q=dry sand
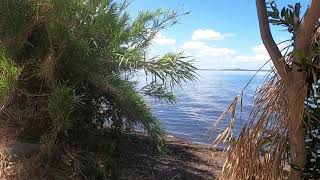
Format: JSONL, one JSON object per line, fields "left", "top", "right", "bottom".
{"left": 120, "top": 134, "right": 226, "bottom": 180}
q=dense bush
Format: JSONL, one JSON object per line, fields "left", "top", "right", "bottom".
{"left": 0, "top": 0, "right": 196, "bottom": 178}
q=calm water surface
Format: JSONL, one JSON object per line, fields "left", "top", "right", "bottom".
{"left": 139, "top": 70, "right": 266, "bottom": 144}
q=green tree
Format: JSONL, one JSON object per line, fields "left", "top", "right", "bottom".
{"left": 0, "top": 0, "right": 196, "bottom": 179}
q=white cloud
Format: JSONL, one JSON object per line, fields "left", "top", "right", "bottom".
{"left": 151, "top": 30, "right": 287, "bottom": 69}
{"left": 235, "top": 44, "right": 269, "bottom": 62}
{"left": 179, "top": 41, "right": 281, "bottom": 69}
{"left": 180, "top": 41, "right": 237, "bottom": 69}
{"left": 152, "top": 33, "right": 176, "bottom": 46}
{"left": 181, "top": 41, "right": 236, "bottom": 58}
{"left": 235, "top": 43, "right": 288, "bottom": 63}
{"left": 181, "top": 41, "right": 208, "bottom": 49}
{"left": 191, "top": 29, "right": 235, "bottom": 41}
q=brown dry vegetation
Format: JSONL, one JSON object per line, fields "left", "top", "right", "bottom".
{"left": 0, "top": 129, "right": 225, "bottom": 180}
{"left": 212, "top": 1, "right": 320, "bottom": 179}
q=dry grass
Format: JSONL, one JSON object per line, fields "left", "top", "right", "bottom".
{"left": 207, "top": 56, "right": 313, "bottom": 179}
{"left": 211, "top": 30, "right": 320, "bottom": 179}
{"left": 219, "top": 73, "right": 288, "bottom": 179}
{"left": 211, "top": 71, "right": 291, "bottom": 179}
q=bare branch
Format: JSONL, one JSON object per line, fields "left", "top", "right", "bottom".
{"left": 256, "top": 0, "right": 286, "bottom": 78}
{"left": 295, "top": 0, "right": 320, "bottom": 51}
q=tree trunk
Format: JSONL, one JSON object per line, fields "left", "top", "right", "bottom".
{"left": 289, "top": 122, "right": 305, "bottom": 179}
{"left": 256, "top": 0, "right": 320, "bottom": 178}
{"left": 287, "top": 71, "right": 307, "bottom": 180}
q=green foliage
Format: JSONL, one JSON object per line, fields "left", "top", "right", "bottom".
{"left": 0, "top": 0, "right": 196, "bottom": 178}
{"left": 293, "top": 44, "right": 320, "bottom": 72}
{"left": 48, "top": 85, "right": 80, "bottom": 132}
{"left": 0, "top": 47, "right": 21, "bottom": 106}
{"left": 118, "top": 51, "right": 197, "bottom": 102}
{"left": 304, "top": 91, "right": 320, "bottom": 179}
{"left": 267, "top": 1, "right": 301, "bottom": 33}
{"left": 41, "top": 85, "right": 81, "bottom": 156}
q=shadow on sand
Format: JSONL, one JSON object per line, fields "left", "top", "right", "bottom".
{"left": 119, "top": 133, "right": 225, "bottom": 180}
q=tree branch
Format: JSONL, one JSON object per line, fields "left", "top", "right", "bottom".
{"left": 256, "top": 0, "right": 286, "bottom": 78}
{"left": 295, "top": 0, "right": 320, "bottom": 51}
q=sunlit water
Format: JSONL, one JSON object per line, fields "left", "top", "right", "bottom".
{"left": 136, "top": 70, "right": 267, "bottom": 145}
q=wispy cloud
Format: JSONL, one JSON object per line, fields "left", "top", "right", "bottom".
{"left": 191, "top": 29, "right": 235, "bottom": 41}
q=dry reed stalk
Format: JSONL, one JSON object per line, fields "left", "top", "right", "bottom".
{"left": 208, "top": 28, "right": 320, "bottom": 178}
{"left": 208, "top": 64, "right": 310, "bottom": 179}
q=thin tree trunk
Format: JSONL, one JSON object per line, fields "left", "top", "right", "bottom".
{"left": 287, "top": 75, "right": 306, "bottom": 179}
{"left": 256, "top": 0, "right": 320, "bottom": 178}
{"left": 288, "top": 122, "right": 305, "bottom": 179}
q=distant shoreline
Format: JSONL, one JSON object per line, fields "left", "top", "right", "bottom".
{"left": 197, "top": 68, "right": 269, "bottom": 72}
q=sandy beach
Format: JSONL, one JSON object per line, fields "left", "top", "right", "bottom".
{"left": 119, "top": 133, "right": 226, "bottom": 180}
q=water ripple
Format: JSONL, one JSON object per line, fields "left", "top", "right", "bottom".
{"left": 138, "top": 70, "right": 265, "bottom": 144}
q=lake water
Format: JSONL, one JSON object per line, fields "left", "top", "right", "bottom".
{"left": 138, "top": 70, "right": 266, "bottom": 145}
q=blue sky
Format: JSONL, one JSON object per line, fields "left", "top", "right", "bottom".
{"left": 128, "top": 0, "right": 310, "bottom": 69}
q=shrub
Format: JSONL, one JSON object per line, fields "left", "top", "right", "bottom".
{"left": 0, "top": 0, "right": 196, "bottom": 178}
